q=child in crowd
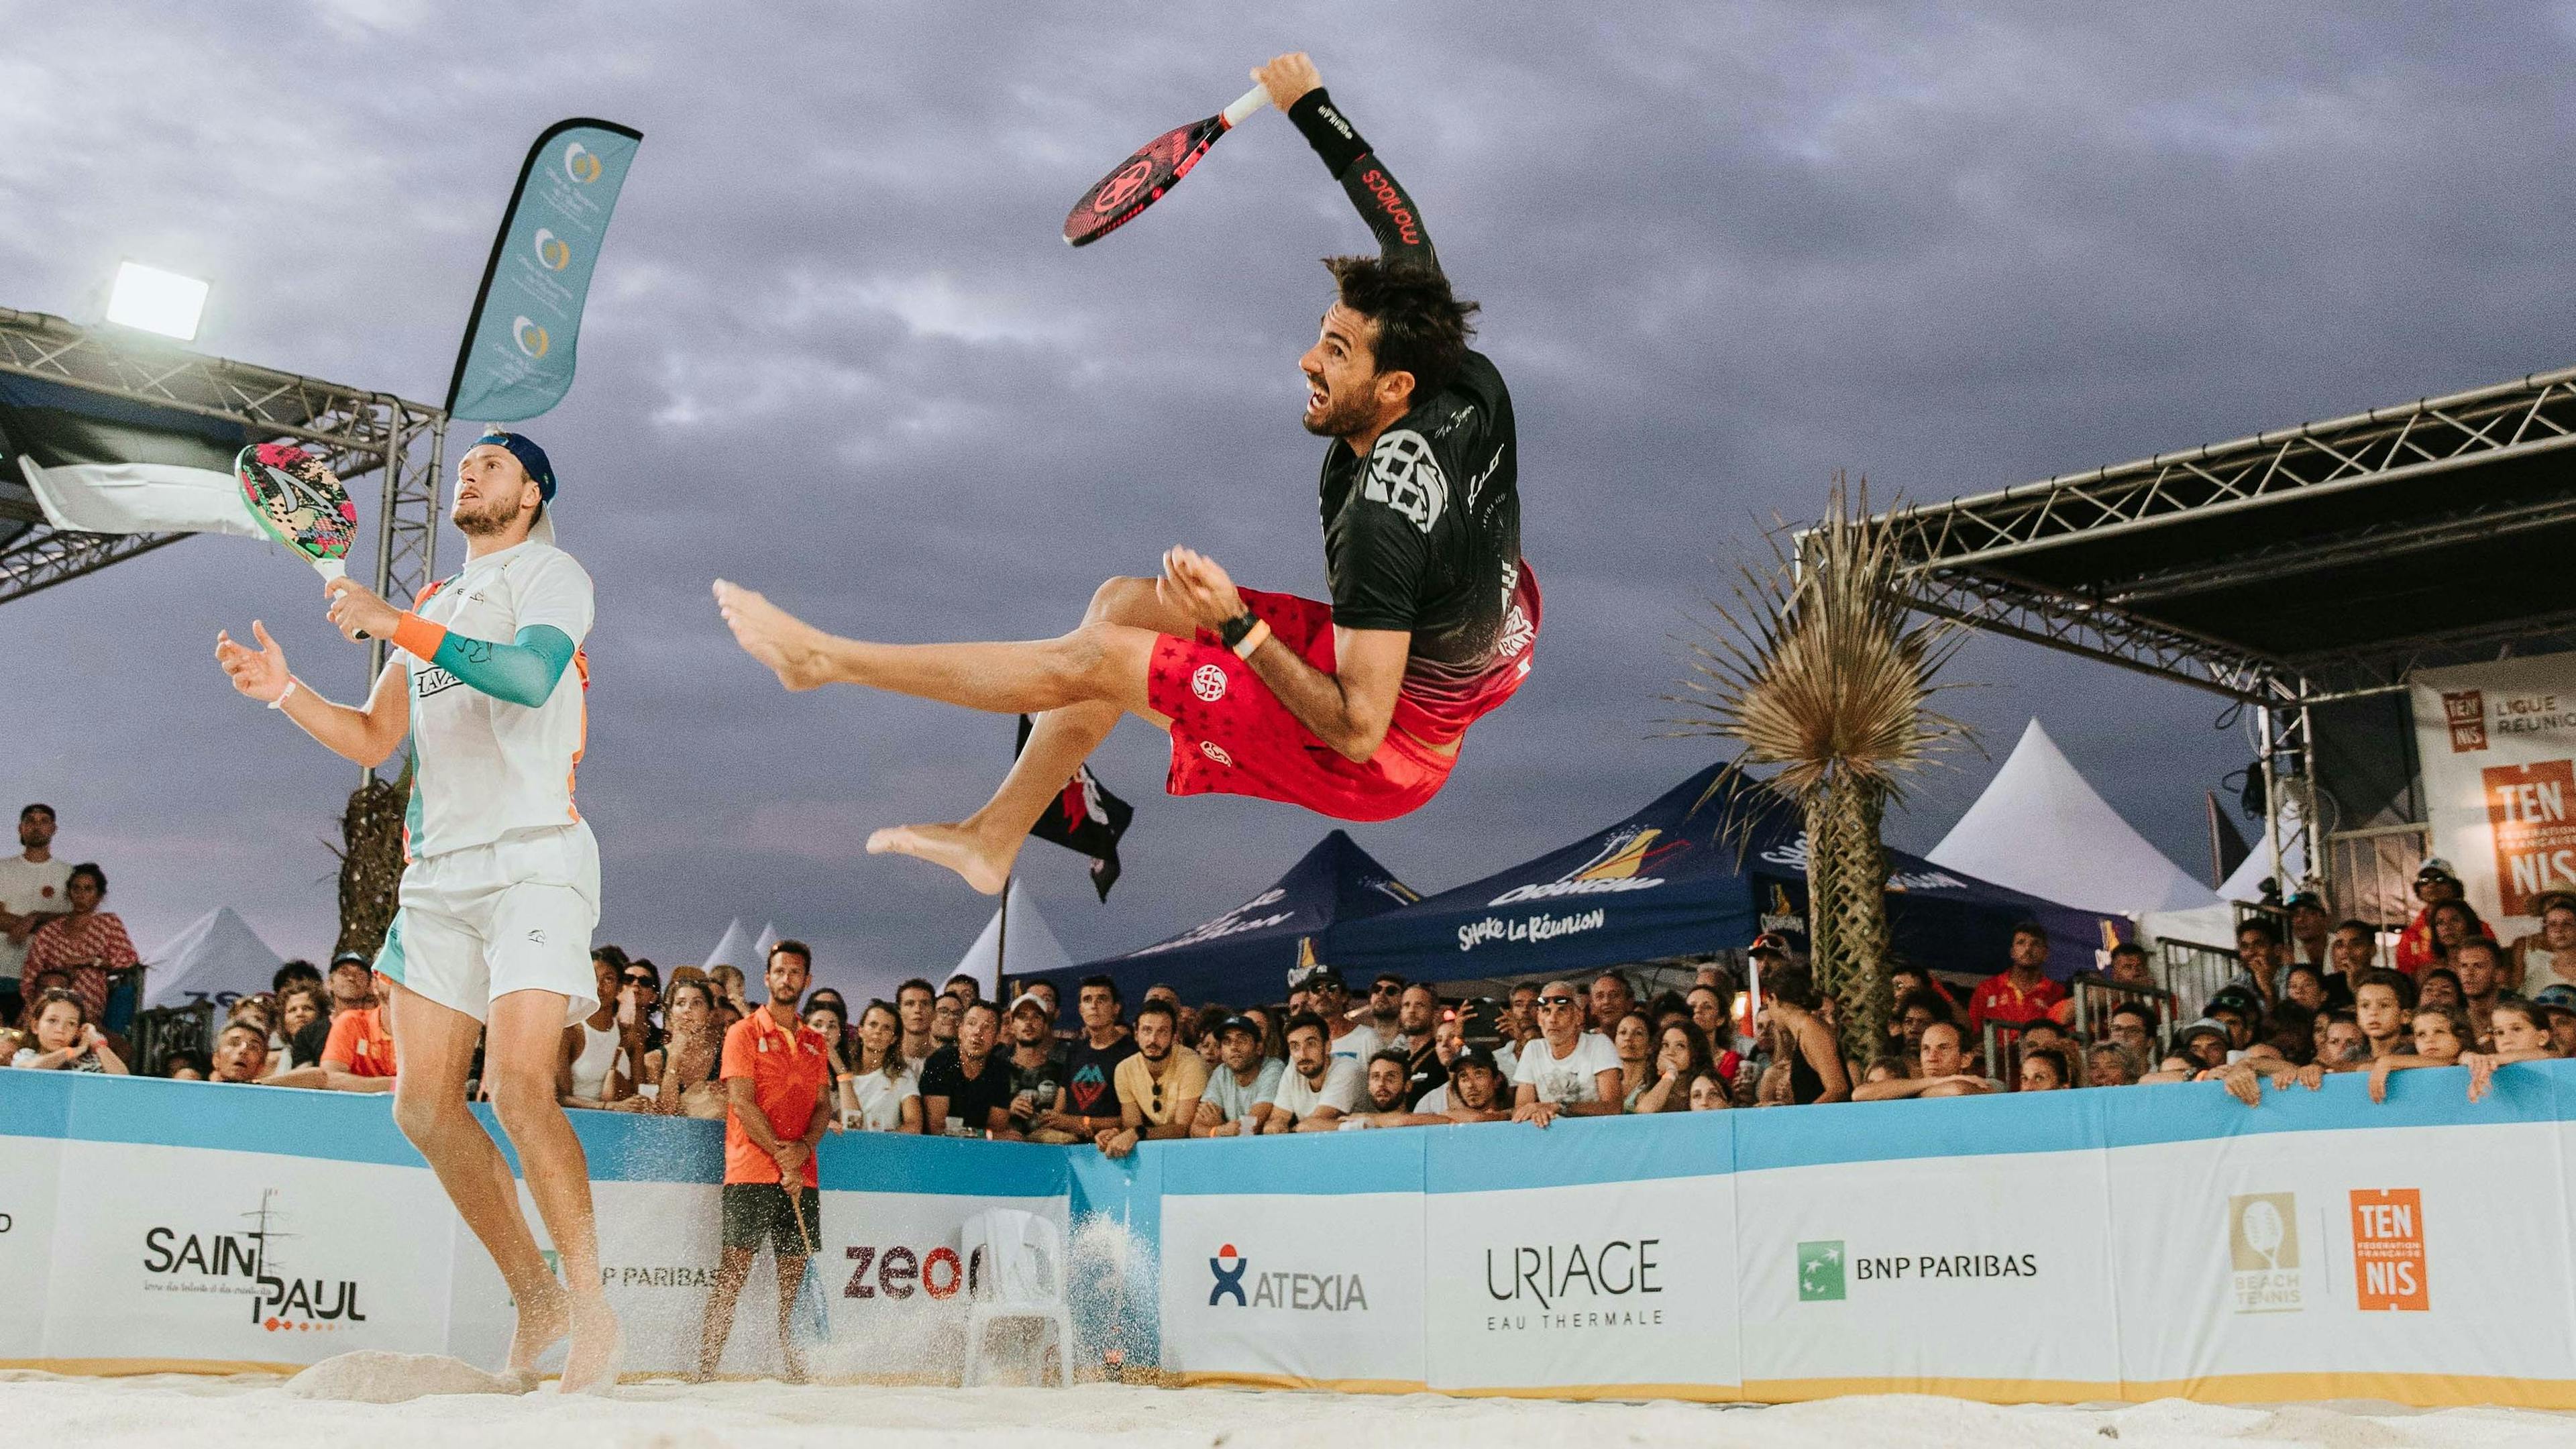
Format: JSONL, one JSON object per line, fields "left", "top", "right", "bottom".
{"left": 9, "top": 988, "right": 127, "bottom": 1073}
{"left": 2367, "top": 1003, "right": 2473, "bottom": 1103}
{"left": 2463, "top": 998, "right": 2555, "bottom": 1103}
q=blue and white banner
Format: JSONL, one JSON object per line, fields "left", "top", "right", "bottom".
{"left": 445, "top": 118, "right": 643, "bottom": 423}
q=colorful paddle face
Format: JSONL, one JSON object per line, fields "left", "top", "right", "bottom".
{"left": 1063, "top": 85, "right": 1269, "bottom": 247}
{"left": 234, "top": 441, "right": 358, "bottom": 578}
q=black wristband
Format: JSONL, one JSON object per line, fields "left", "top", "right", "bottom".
{"left": 1287, "top": 87, "right": 1370, "bottom": 178}
{"left": 1218, "top": 610, "right": 1261, "bottom": 649}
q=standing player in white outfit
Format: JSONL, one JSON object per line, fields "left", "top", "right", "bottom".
{"left": 213, "top": 429, "right": 621, "bottom": 1393}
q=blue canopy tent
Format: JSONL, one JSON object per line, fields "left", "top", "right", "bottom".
{"left": 1014, "top": 830, "right": 1421, "bottom": 1015}
{"left": 1327, "top": 763, "right": 2120, "bottom": 988}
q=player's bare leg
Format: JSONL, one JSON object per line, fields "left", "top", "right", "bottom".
{"left": 382, "top": 981, "right": 572, "bottom": 1386}
{"left": 865, "top": 577, "right": 1187, "bottom": 893}
{"left": 484, "top": 987, "right": 623, "bottom": 1393}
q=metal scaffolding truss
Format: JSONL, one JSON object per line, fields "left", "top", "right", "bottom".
{"left": 0, "top": 308, "right": 445, "bottom": 684}
{"left": 1862, "top": 362, "right": 2576, "bottom": 900}
{"left": 1886, "top": 364, "right": 2576, "bottom": 568}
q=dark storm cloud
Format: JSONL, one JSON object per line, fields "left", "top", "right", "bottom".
{"left": 5, "top": 2, "right": 2571, "bottom": 996}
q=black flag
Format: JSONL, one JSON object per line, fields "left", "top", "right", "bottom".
{"left": 1015, "top": 716, "right": 1134, "bottom": 900}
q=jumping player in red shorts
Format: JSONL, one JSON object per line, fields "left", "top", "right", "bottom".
{"left": 715, "top": 51, "right": 1538, "bottom": 894}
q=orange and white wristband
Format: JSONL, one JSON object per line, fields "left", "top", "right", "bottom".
{"left": 1230, "top": 618, "right": 1272, "bottom": 660}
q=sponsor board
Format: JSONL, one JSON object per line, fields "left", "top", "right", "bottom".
{"left": 40, "top": 1140, "right": 448, "bottom": 1364}
{"left": 1426, "top": 1177, "right": 1739, "bottom": 1392}
{"left": 1161, "top": 1191, "right": 1424, "bottom": 1385}
{"left": 2414, "top": 653, "right": 2576, "bottom": 932}
{"left": 0, "top": 1136, "right": 61, "bottom": 1361}
{"left": 1737, "top": 1148, "right": 2115, "bottom": 1390}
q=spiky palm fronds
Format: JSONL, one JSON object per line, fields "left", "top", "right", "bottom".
{"left": 1671, "top": 474, "right": 1972, "bottom": 1057}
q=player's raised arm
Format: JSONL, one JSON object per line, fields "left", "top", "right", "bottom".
{"left": 215, "top": 620, "right": 410, "bottom": 768}
{"left": 1255, "top": 52, "right": 1439, "bottom": 271}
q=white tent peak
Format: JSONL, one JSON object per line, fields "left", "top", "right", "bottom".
{"left": 702, "top": 917, "right": 753, "bottom": 971}
{"left": 2219, "top": 799, "right": 2309, "bottom": 906}
{"left": 753, "top": 922, "right": 780, "bottom": 959}
{"left": 143, "top": 906, "right": 284, "bottom": 1010}
{"left": 1929, "top": 718, "right": 2220, "bottom": 918}
{"left": 953, "top": 881, "right": 1073, "bottom": 994}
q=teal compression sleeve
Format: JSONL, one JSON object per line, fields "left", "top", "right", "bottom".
{"left": 429, "top": 624, "right": 576, "bottom": 708}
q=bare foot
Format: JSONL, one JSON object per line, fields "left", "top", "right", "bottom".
{"left": 504, "top": 1279, "right": 569, "bottom": 1385}
{"left": 557, "top": 1296, "right": 624, "bottom": 1396}
{"left": 867, "top": 822, "right": 1017, "bottom": 896}
{"left": 713, "top": 580, "right": 836, "bottom": 691}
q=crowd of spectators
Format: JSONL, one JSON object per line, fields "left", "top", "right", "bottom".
{"left": 11, "top": 795, "right": 2575, "bottom": 1140}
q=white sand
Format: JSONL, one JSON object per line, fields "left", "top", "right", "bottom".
{"left": 3, "top": 1372, "right": 2570, "bottom": 1449}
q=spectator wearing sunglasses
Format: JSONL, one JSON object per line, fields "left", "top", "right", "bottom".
{"left": 1097, "top": 999, "right": 1208, "bottom": 1157}
{"left": 1265, "top": 1012, "right": 1366, "bottom": 1132}
{"left": 1364, "top": 973, "right": 1407, "bottom": 1040}
{"left": 1302, "top": 967, "right": 1386, "bottom": 1065}
{"left": 1510, "top": 980, "right": 1623, "bottom": 1126}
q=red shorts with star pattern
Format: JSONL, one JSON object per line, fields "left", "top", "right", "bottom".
{"left": 1148, "top": 588, "right": 1468, "bottom": 822}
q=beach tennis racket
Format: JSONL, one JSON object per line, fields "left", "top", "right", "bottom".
{"left": 235, "top": 441, "right": 366, "bottom": 635}
{"left": 1063, "top": 84, "right": 1270, "bottom": 246}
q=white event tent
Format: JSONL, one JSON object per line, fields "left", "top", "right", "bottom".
{"left": 142, "top": 906, "right": 284, "bottom": 1010}
{"left": 951, "top": 881, "right": 1072, "bottom": 996}
{"left": 1930, "top": 719, "right": 2222, "bottom": 920}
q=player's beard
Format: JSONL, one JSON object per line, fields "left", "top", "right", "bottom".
{"left": 452, "top": 490, "right": 526, "bottom": 537}
{"left": 1303, "top": 376, "right": 1379, "bottom": 439}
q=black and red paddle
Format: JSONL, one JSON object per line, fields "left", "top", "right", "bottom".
{"left": 1063, "top": 85, "right": 1270, "bottom": 247}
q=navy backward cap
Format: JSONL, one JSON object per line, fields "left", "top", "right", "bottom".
{"left": 477, "top": 429, "right": 557, "bottom": 502}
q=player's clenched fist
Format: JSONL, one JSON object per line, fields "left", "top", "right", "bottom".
{"left": 1252, "top": 52, "right": 1322, "bottom": 113}
{"left": 215, "top": 621, "right": 292, "bottom": 704}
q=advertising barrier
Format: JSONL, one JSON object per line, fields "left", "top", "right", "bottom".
{"left": 7, "top": 1063, "right": 2576, "bottom": 1405}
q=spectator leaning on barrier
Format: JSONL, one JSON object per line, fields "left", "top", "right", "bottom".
{"left": 319, "top": 986, "right": 397, "bottom": 1091}
{"left": 9, "top": 987, "right": 126, "bottom": 1073}
{"left": 703, "top": 941, "right": 832, "bottom": 1383}
{"left": 1854, "top": 1019, "right": 1992, "bottom": 1101}
{"left": 1632, "top": 1020, "right": 1719, "bottom": 1113}
{"left": 1265, "top": 1012, "right": 1364, "bottom": 1133}
{"left": 1511, "top": 979, "right": 1624, "bottom": 1126}
{"left": 1000, "top": 991, "right": 1066, "bottom": 1139}
{"left": 162, "top": 1050, "right": 208, "bottom": 1081}
{"left": 2353, "top": 966, "right": 2417, "bottom": 1062}
{"left": 2018, "top": 1040, "right": 2075, "bottom": 1091}
{"left": 1034, "top": 974, "right": 1134, "bottom": 1144}
{"left": 2463, "top": 997, "right": 2555, "bottom": 1102}
{"left": 921, "top": 998, "right": 1015, "bottom": 1138}
{"left": 1426, "top": 1045, "right": 1511, "bottom": 1122}
{"left": 837, "top": 999, "right": 920, "bottom": 1132}
{"left": 2366, "top": 1000, "right": 2474, "bottom": 1104}
{"left": 0, "top": 804, "right": 73, "bottom": 1028}
{"left": 2084, "top": 1040, "right": 2140, "bottom": 1087}
{"left": 1345, "top": 1048, "right": 1414, "bottom": 1126}
{"left": 1098, "top": 999, "right": 1208, "bottom": 1157}
{"left": 1967, "top": 921, "right": 2068, "bottom": 1038}
{"left": 23, "top": 862, "right": 139, "bottom": 1029}
{"left": 270, "top": 983, "right": 330, "bottom": 1073}
{"left": 1195, "top": 1014, "right": 1285, "bottom": 1136}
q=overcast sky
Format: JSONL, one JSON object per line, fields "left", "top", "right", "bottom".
{"left": 6, "top": 3, "right": 2573, "bottom": 1002}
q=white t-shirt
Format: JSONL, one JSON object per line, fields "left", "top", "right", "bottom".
{"left": 0, "top": 854, "right": 73, "bottom": 984}
{"left": 1513, "top": 1032, "right": 1622, "bottom": 1105}
{"left": 1271, "top": 1057, "right": 1364, "bottom": 1121}
{"left": 405, "top": 540, "right": 595, "bottom": 858}
{"left": 1328, "top": 1021, "right": 1386, "bottom": 1063}
{"left": 845, "top": 1067, "right": 920, "bottom": 1131}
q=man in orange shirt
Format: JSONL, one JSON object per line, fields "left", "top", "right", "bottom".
{"left": 698, "top": 940, "right": 833, "bottom": 1382}
{"left": 1966, "top": 921, "right": 2069, "bottom": 1038}
{"left": 319, "top": 991, "right": 397, "bottom": 1093}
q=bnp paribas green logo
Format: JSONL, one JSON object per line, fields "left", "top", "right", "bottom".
{"left": 1797, "top": 1240, "right": 1846, "bottom": 1302}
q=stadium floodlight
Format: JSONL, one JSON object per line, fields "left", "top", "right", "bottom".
{"left": 105, "top": 261, "right": 209, "bottom": 341}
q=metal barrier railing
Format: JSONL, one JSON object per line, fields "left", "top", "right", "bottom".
{"left": 2067, "top": 971, "right": 2177, "bottom": 1043}
{"left": 1979, "top": 1020, "right": 2028, "bottom": 1089}
{"left": 2159, "top": 939, "right": 2239, "bottom": 1026}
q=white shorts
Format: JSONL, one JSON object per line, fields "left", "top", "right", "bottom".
{"left": 377, "top": 821, "right": 600, "bottom": 1026}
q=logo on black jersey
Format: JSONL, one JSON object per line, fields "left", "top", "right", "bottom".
{"left": 1364, "top": 429, "right": 1447, "bottom": 534}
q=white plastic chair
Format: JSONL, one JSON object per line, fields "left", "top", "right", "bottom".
{"left": 959, "top": 1208, "right": 1073, "bottom": 1387}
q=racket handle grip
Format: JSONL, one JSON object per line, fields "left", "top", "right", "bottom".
{"left": 1222, "top": 84, "right": 1270, "bottom": 129}
{"left": 309, "top": 557, "right": 370, "bottom": 639}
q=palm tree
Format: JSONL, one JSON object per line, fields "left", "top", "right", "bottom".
{"left": 331, "top": 765, "right": 411, "bottom": 960}
{"left": 1673, "top": 474, "right": 1970, "bottom": 1059}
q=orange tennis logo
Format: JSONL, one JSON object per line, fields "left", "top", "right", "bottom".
{"left": 2349, "top": 1188, "right": 2428, "bottom": 1311}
